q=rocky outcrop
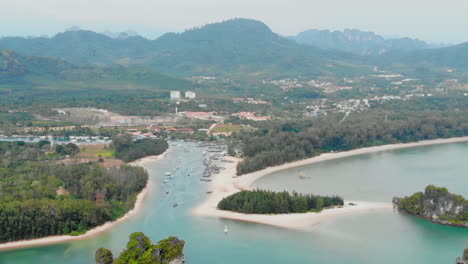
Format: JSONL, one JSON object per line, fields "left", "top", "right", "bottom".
{"left": 393, "top": 185, "right": 467, "bottom": 227}
{"left": 456, "top": 248, "right": 468, "bottom": 264}
{"left": 95, "top": 232, "right": 185, "bottom": 264}
{"left": 95, "top": 248, "right": 113, "bottom": 264}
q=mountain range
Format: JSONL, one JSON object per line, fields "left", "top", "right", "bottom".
{"left": 0, "top": 19, "right": 370, "bottom": 77}
{"left": 293, "top": 29, "right": 429, "bottom": 55}
{"left": 1, "top": 18, "right": 467, "bottom": 80}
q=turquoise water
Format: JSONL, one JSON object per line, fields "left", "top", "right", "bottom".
{"left": 0, "top": 142, "right": 467, "bottom": 264}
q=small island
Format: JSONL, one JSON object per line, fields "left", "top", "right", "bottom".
{"left": 95, "top": 232, "right": 185, "bottom": 264}
{"left": 218, "top": 189, "right": 344, "bottom": 214}
{"left": 393, "top": 185, "right": 468, "bottom": 227}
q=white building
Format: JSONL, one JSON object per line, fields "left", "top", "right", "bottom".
{"left": 170, "top": 91, "right": 181, "bottom": 100}
{"left": 185, "top": 91, "right": 196, "bottom": 99}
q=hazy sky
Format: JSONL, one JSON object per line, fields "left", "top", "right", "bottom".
{"left": 1, "top": 0, "right": 467, "bottom": 44}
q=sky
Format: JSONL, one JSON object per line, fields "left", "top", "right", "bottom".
{"left": 0, "top": 0, "right": 467, "bottom": 44}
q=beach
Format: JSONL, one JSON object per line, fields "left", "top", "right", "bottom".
{"left": 192, "top": 136, "right": 468, "bottom": 229}
{"left": 0, "top": 150, "right": 169, "bottom": 252}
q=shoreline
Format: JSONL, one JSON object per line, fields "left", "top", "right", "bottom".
{"left": 0, "top": 149, "right": 169, "bottom": 252}
{"left": 192, "top": 136, "right": 468, "bottom": 229}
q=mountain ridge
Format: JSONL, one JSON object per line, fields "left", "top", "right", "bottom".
{"left": 0, "top": 18, "right": 371, "bottom": 77}
{"left": 294, "top": 28, "right": 428, "bottom": 55}
{"left": 0, "top": 18, "right": 467, "bottom": 78}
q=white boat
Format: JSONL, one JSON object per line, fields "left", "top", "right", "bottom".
{"left": 224, "top": 225, "right": 228, "bottom": 233}
{"left": 165, "top": 172, "right": 171, "bottom": 176}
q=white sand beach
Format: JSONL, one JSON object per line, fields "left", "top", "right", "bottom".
{"left": 0, "top": 150, "right": 169, "bottom": 251}
{"left": 192, "top": 136, "right": 468, "bottom": 229}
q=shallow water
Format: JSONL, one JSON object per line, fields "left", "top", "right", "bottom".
{"left": 0, "top": 142, "right": 467, "bottom": 264}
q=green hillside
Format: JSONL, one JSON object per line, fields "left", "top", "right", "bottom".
{"left": 377, "top": 43, "right": 468, "bottom": 68}
{"left": 0, "top": 19, "right": 371, "bottom": 78}
{"left": 0, "top": 48, "right": 192, "bottom": 92}
{"left": 295, "top": 29, "right": 428, "bottom": 55}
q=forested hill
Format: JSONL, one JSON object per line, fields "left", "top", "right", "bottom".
{"left": 147, "top": 19, "right": 365, "bottom": 76}
{"left": 0, "top": 19, "right": 371, "bottom": 77}
{"left": 295, "top": 29, "right": 428, "bottom": 55}
{"left": 376, "top": 42, "right": 468, "bottom": 68}
{"left": 0, "top": 48, "right": 192, "bottom": 90}
{"left": 2, "top": 19, "right": 467, "bottom": 78}
{"left": 0, "top": 30, "right": 153, "bottom": 66}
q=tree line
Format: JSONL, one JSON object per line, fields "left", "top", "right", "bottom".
{"left": 0, "top": 156, "right": 148, "bottom": 242}
{"left": 217, "top": 190, "right": 343, "bottom": 214}
{"left": 112, "top": 134, "right": 168, "bottom": 162}
{"left": 235, "top": 111, "right": 468, "bottom": 175}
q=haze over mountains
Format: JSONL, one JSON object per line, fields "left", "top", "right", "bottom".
{"left": 293, "top": 29, "right": 429, "bottom": 55}
{"left": 1, "top": 18, "right": 467, "bottom": 81}
{"left": 0, "top": 19, "right": 366, "bottom": 78}
{"left": 0, "top": 47, "right": 191, "bottom": 91}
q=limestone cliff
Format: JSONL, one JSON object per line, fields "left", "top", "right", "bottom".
{"left": 393, "top": 185, "right": 467, "bottom": 227}
{"left": 456, "top": 248, "right": 468, "bottom": 264}
{"left": 95, "top": 232, "right": 185, "bottom": 264}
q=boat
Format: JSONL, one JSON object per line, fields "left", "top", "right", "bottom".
{"left": 173, "top": 203, "right": 178, "bottom": 208}
{"left": 224, "top": 225, "right": 228, "bottom": 233}
{"left": 165, "top": 172, "right": 171, "bottom": 176}
{"left": 170, "top": 175, "right": 175, "bottom": 179}
{"left": 163, "top": 180, "right": 168, "bottom": 184}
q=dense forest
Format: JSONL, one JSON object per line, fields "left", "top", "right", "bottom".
{"left": 234, "top": 111, "right": 468, "bottom": 175}
{"left": 218, "top": 190, "right": 343, "bottom": 214}
{"left": 95, "top": 232, "right": 185, "bottom": 264}
{"left": 0, "top": 140, "right": 76, "bottom": 166}
{"left": 0, "top": 142, "right": 149, "bottom": 242}
{"left": 112, "top": 134, "right": 169, "bottom": 162}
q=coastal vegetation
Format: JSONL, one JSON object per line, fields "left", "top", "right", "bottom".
{"left": 393, "top": 185, "right": 468, "bottom": 227}
{"left": 234, "top": 111, "right": 468, "bottom": 174}
{"left": 217, "top": 190, "right": 343, "bottom": 214}
{"left": 112, "top": 134, "right": 168, "bottom": 162}
{"left": 0, "top": 141, "right": 149, "bottom": 243}
{"left": 0, "top": 140, "right": 76, "bottom": 165}
{"left": 95, "top": 232, "right": 185, "bottom": 264}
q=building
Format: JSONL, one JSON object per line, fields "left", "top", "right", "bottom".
{"left": 232, "top": 112, "right": 271, "bottom": 121}
{"left": 170, "top": 91, "right": 181, "bottom": 100}
{"left": 185, "top": 91, "right": 196, "bottom": 99}
{"left": 166, "top": 128, "right": 194, "bottom": 134}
